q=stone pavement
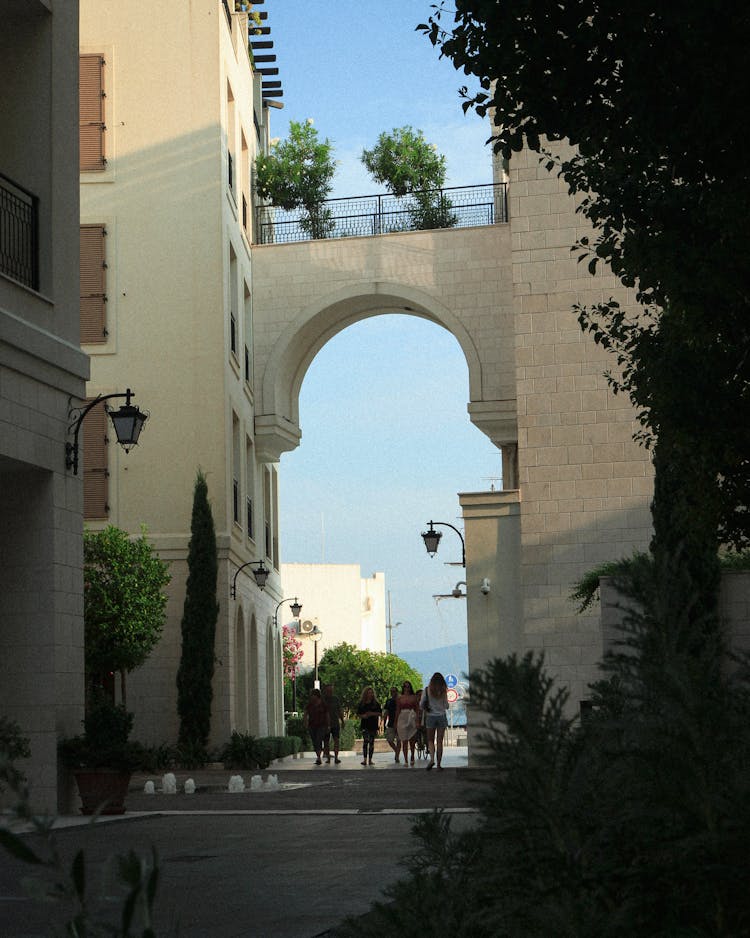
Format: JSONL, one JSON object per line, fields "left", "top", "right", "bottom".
{"left": 0, "top": 748, "right": 493, "bottom": 937}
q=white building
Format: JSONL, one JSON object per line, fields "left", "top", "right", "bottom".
{"left": 280, "top": 563, "right": 387, "bottom": 671}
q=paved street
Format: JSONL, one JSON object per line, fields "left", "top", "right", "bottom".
{"left": 1, "top": 749, "right": 491, "bottom": 937}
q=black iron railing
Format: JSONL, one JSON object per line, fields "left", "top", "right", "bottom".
{"left": 256, "top": 182, "right": 507, "bottom": 245}
{"left": 0, "top": 172, "right": 39, "bottom": 289}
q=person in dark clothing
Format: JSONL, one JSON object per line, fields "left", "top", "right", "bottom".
{"left": 356, "top": 686, "right": 382, "bottom": 766}
{"left": 322, "top": 682, "right": 344, "bottom": 764}
{"left": 303, "top": 688, "right": 329, "bottom": 766}
{"left": 383, "top": 685, "right": 400, "bottom": 762}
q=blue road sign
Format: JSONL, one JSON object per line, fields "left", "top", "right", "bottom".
{"left": 445, "top": 673, "right": 458, "bottom": 688}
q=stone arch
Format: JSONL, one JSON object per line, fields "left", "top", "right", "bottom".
{"left": 255, "top": 281, "right": 487, "bottom": 462}
{"left": 234, "top": 607, "right": 247, "bottom": 732}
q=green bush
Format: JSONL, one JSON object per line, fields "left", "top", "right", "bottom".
{"left": 219, "top": 731, "right": 258, "bottom": 768}
{"left": 174, "top": 738, "right": 209, "bottom": 769}
{"left": 340, "top": 719, "right": 357, "bottom": 751}
{"left": 136, "top": 742, "right": 178, "bottom": 772}
{"left": 286, "top": 716, "right": 311, "bottom": 750}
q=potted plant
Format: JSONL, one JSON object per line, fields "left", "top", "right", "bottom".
{"left": 58, "top": 696, "right": 143, "bottom": 815}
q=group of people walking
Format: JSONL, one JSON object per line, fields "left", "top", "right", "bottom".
{"left": 303, "top": 672, "right": 450, "bottom": 771}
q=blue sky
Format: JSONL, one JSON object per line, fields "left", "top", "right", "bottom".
{"left": 268, "top": 2, "right": 500, "bottom": 660}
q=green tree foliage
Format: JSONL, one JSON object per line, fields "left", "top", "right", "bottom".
{"left": 362, "top": 126, "right": 447, "bottom": 196}
{"left": 296, "top": 642, "right": 422, "bottom": 717}
{"left": 84, "top": 526, "right": 170, "bottom": 706}
{"left": 361, "top": 126, "right": 457, "bottom": 230}
{"left": 420, "top": 2, "right": 750, "bottom": 622}
{"left": 255, "top": 119, "right": 336, "bottom": 239}
{"left": 176, "top": 471, "right": 219, "bottom": 750}
{"left": 339, "top": 574, "right": 750, "bottom": 936}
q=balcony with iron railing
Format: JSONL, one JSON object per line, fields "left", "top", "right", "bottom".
{"left": 0, "top": 172, "right": 39, "bottom": 290}
{"left": 255, "top": 182, "right": 508, "bottom": 245}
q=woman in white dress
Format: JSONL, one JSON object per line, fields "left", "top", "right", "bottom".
{"left": 395, "top": 680, "right": 420, "bottom": 765}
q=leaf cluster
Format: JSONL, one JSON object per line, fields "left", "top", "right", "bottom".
{"left": 420, "top": 1, "right": 750, "bottom": 550}
{"left": 361, "top": 126, "right": 447, "bottom": 196}
{"left": 84, "top": 526, "right": 170, "bottom": 678}
{"left": 255, "top": 119, "right": 336, "bottom": 238}
{"left": 337, "top": 568, "right": 750, "bottom": 936}
{"left": 0, "top": 766, "right": 159, "bottom": 937}
{"left": 58, "top": 695, "right": 144, "bottom": 772}
{"left": 295, "top": 642, "right": 422, "bottom": 717}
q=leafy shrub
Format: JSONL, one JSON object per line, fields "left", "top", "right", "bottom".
{"left": 58, "top": 696, "right": 144, "bottom": 772}
{"left": 136, "top": 742, "right": 178, "bottom": 773}
{"left": 219, "top": 732, "right": 258, "bottom": 768}
{"left": 174, "top": 738, "right": 209, "bottom": 770}
{"left": 340, "top": 719, "right": 357, "bottom": 751}
{"left": 286, "top": 716, "right": 311, "bottom": 751}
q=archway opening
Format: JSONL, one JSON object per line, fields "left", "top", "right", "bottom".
{"left": 280, "top": 313, "right": 499, "bottom": 696}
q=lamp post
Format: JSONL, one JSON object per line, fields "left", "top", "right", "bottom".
{"left": 274, "top": 597, "right": 303, "bottom": 712}
{"left": 420, "top": 520, "right": 466, "bottom": 567}
{"left": 230, "top": 560, "right": 270, "bottom": 598}
{"left": 66, "top": 388, "right": 149, "bottom": 474}
{"left": 311, "top": 625, "right": 323, "bottom": 689}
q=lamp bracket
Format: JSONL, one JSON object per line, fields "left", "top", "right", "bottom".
{"left": 66, "top": 389, "right": 138, "bottom": 475}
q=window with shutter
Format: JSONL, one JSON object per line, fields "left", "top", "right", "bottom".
{"left": 80, "top": 54, "right": 106, "bottom": 172}
{"left": 80, "top": 224, "right": 107, "bottom": 344}
{"left": 83, "top": 402, "right": 109, "bottom": 520}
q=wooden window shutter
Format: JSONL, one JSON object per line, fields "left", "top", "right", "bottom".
{"left": 80, "top": 54, "right": 106, "bottom": 171}
{"left": 83, "top": 402, "right": 109, "bottom": 520}
{"left": 80, "top": 224, "right": 107, "bottom": 343}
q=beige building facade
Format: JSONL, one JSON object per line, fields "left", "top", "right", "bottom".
{"left": 79, "top": 0, "right": 286, "bottom": 747}
{"left": 0, "top": 0, "right": 87, "bottom": 810}
{"left": 280, "top": 563, "right": 387, "bottom": 674}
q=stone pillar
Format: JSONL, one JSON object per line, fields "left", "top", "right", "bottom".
{"left": 459, "top": 489, "right": 522, "bottom": 764}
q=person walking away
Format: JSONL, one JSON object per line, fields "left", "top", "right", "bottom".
{"left": 357, "top": 686, "right": 382, "bottom": 766}
{"left": 303, "top": 688, "right": 330, "bottom": 766}
{"left": 383, "top": 686, "right": 400, "bottom": 762}
{"left": 322, "top": 683, "right": 344, "bottom": 764}
{"left": 421, "top": 672, "right": 449, "bottom": 770}
{"left": 395, "top": 681, "right": 420, "bottom": 765}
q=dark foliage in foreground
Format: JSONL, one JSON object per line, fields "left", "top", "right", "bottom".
{"left": 336, "top": 573, "right": 750, "bottom": 937}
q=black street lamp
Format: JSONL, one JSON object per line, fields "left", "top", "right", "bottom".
{"left": 311, "top": 625, "right": 323, "bottom": 689}
{"left": 274, "top": 597, "right": 303, "bottom": 712}
{"left": 230, "top": 560, "right": 270, "bottom": 598}
{"left": 421, "top": 520, "right": 466, "bottom": 567}
{"left": 66, "top": 388, "right": 148, "bottom": 475}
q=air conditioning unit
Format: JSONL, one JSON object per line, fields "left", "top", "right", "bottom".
{"left": 299, "top": 619, "right": 315, "bottom": 635}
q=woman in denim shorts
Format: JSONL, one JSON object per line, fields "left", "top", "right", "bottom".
{"left": 420, "top": 672, "right": 449, "bottom": 770}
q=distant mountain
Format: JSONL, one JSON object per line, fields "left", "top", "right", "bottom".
{"left": 399, "top": 643, "right": 469, "bottom": 688}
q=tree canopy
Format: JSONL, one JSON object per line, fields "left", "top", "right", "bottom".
{"left": 361, "top": 125, "right": 447, "bottom": 196}
{"left": 255, "top": 119, "right": 336, "bottom": 239}
{"left": 84, "top": 526, "right": 170, "bottom": 705}
{"left": 361, "top": 126, "right": 458, "bottom": 230}
{"left": 297, "top": 642, "right": 422, "bottom": 717}
{"left": 421, "top": 1, "right": 750, "bottom": 621}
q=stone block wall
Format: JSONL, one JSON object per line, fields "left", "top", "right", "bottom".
{"left": 509, "top": 143, "right": 654, "bottom": 704}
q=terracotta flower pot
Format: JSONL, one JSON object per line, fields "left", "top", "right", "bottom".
{"left": 73, "top": 768, "right": 132, "bottom": 815}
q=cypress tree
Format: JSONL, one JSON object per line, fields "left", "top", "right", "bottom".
{"left": 176, "top": 470, "right": 219, "bottom": 749}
